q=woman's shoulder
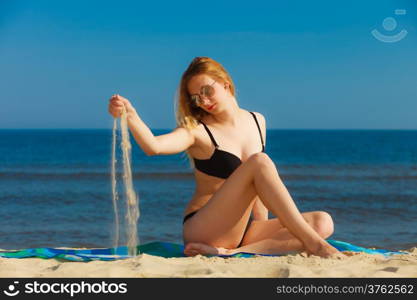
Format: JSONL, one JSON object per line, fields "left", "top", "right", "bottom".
{"left": 178, "top": 121, "right": 208, "bottom": 149}
{"left": 245, "top": 110, "right": 266, "bottom": 130}
{"left": 183, "top": 122, "right": 214, "bottom": 157}
{"left": 248, "top": 111, "right": 266, "bottom": 142}
{"left": 185, "top": 120, "right": 206, "bottom": 137}
{"left": 249, "top": 111, "right": 265, "bottom": 122}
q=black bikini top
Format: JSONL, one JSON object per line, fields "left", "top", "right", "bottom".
{"left": 193, "top": 111, "right": 265, "bottom": 179}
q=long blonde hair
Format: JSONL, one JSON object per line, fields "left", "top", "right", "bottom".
{"left": 175, "top": 57, "right": 236, "bottom": 168}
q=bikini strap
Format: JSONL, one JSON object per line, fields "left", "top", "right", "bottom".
{"left": 199, "top": 121, "right": 219, "bottom": 148}
{"left": 250, "top": 112, "right": 265, "bottom": 151}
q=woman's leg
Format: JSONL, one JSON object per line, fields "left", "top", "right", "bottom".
{"left": 183, "top": 153, "right": 340, "bottom": 257}
{"left": 184, "top": 211, "right": 334, "bottom": 256}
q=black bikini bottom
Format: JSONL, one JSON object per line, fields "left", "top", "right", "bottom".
{"left": 183, "top": 210, "right": 253, "bottom": 248}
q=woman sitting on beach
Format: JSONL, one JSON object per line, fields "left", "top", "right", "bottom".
{"left": 108, "top": 57, "right": 342, "bottom": 258}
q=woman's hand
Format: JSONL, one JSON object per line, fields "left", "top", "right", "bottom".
{"left": 108, "top": 94, "right": 136, "bottom": 118}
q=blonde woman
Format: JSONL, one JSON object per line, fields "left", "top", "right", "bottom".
{"left": 108, "top": 57, "right": 342, "bottom": 258}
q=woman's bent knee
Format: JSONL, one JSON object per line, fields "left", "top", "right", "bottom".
{"left": 247, "top": 152, "right": 275, "bottom": 170}
{"left": 313, "top": 211, "right": 334, "bottom": 238}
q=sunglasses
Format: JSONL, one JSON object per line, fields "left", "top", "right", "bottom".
{"left": 189, "top": 80, "right": 216, "bottom": 107}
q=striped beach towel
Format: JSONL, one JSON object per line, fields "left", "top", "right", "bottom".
{"left": 0, "top": 240, "right": 406, "bottom": 262}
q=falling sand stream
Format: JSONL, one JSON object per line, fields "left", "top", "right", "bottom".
{"left": 111, "top": 108, "right": 140, "bottom": 256}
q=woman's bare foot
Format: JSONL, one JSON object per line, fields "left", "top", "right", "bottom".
{"left": 184, "top": 242, "right": 234, "bottom": 257}
{"left": 307, "top": 241, "right": 346, "bottom": 259}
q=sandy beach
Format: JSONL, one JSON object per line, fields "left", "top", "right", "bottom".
{"left": 1, "top": 247, "right": 416, "bottom": 278}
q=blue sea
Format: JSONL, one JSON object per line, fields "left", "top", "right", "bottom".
{"left": 1, "top": 129, "right": 416, "bottom": 251}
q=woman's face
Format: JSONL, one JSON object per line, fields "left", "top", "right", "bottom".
{"left": 187, "top": 74, "right": 230, "bottom": 114}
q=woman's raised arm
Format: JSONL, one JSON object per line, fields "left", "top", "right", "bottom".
{"left": 108, "top": 94, "right": 195, "bottom": 156}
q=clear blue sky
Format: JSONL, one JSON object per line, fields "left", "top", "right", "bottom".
{"left": 1, "top": 0, "right": 416, "bottom": 129}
